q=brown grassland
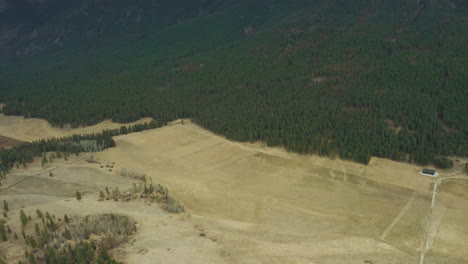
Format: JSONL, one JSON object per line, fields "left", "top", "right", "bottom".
{"left": 0, "top": 115, "right": 467, "bottom": 264}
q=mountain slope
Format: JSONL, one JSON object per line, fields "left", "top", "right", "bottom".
{"left": 0, "top": 0, "right": 466, "bottom": 166}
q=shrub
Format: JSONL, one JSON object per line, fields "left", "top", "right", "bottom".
{"left": 163, "top": 197, "right": 185, "bottom": 214}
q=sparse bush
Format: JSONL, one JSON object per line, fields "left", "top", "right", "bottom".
{"left": 85, "top": 155, "right": 97, "bottom": 163}
{"left": 163, "top": 197, "right": 185, "bottom": 214}
{"left": 76, "top": 191, "right": 82, "bottom": 201}
{"left": 118, "top": 168, "right": 146, "bottom": 181}
{"left": 67, "top": 214, "right": 136, "bottom": 240}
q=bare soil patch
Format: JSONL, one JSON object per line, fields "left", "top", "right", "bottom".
{"left": 0, "top": 135, "right": 23, "bottom": 149}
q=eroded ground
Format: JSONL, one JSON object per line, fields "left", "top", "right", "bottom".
{"left": 0, "top": 116, "right": 467, "bottom": 263}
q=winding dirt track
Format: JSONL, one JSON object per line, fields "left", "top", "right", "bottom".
{"left": 420, "top": 175, "right": 468, "bottom": 264}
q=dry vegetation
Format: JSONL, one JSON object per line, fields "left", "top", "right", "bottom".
{"left": 99, "top": 169, "right": 185, "bottom": 214}
{"left": 0, "top": 117, "right": 467, "bottom": 264}
{"left": 1, "top": 202, "right": 136, "bottom": 264}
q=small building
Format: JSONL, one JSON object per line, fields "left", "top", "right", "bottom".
{"left": 420, "top": 168, "right": 439, "bottom": 178}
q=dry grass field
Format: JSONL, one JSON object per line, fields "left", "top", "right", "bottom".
{"left": 0, "top": 116, "right": 467, "bottom": 263}
{"left": 0, "top": 113, "right": 152, "bottom": 142}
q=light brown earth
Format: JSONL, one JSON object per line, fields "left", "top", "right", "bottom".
{"left": 0, "top": 117, "right": 467, "bottom": 263}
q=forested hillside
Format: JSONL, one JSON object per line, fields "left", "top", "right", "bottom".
{"left": 0, "top": 0, "right": 466, "bottom": 166}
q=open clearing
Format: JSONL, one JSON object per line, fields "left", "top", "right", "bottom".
{"left": 0, "top": 118, "right": 467, "bottom": 263}
{"left": 0, "top": 113, "right": 152, "bottom": 142}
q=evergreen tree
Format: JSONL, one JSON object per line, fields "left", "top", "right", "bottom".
{"left": 41, "top": 154, "right": 47, "bottom": 168}
{"left": 36, "top": 209, "right": 43, "bottom": 219}
{"left": 19, "top": 209, "right": 28, "bottom": 226}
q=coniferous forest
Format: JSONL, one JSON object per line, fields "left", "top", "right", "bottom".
{"left": 0, "top": 0, "right": 466, "bottom": 166}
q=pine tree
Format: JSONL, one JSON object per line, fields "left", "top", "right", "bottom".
{"left": 41, "top": 154, "right": 47, "bottom": 168}
{"left": 19, "top": 209, "right": 28, "bottom": 226}
{"left": 64, "top": 228, "right": 71, "bottom": 240}
{"left": 36, "top": 209, "right": 43, "bottom": 219}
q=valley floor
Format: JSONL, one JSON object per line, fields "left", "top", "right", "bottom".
{"left": 0, "top": 115, "right": 467, "bottom": 263}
